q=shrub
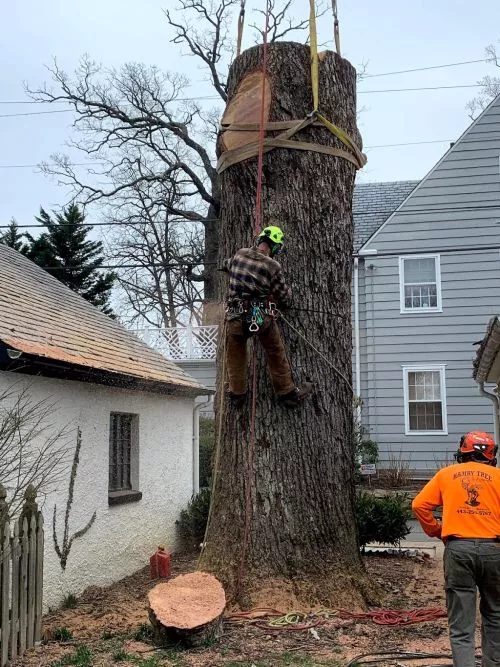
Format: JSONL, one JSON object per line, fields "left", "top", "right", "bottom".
{"left": 379, "top": 449, "right": 412, "bottom": 489}
{"left": 176, "top": 488, "right": 412, "bottom": 554}
{"left": 356, "top": 492, "right": 412, "bottom": 550}
{"left": 176, "top": 488, "right": 211, "bottom": 547}
{"left": 53, "top": 627, "right": 73, "bottom": 642}
{"left": 61, "top": 593, "right": 78, "bottom": 609}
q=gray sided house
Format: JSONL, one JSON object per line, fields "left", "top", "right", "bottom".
{"left": 356, "top": 94, "right": 500, "bottom": 474}
{"left": 148, "top": 95, "right": 500, "bottom": 475}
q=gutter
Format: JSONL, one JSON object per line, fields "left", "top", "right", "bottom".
{"left": 478, "top": 383, "right": 500, "bottom": 467}
{"left": 192, "top": 396, "right": 213, "bottom": 494}
{"left": 353, "top": 257, "right": 361, "bottom": 405}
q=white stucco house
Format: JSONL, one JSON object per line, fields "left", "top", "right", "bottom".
{"left": 0, "top": 244, "right": 209, "bottom": 609}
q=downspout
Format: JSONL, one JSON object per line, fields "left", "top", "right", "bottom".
{"left": 478, "top": 382, "right": 500, "bottom": 467}
{"left": 353, "top": 257, "right": 361, "bottom": 409}
{"left": 192, "top": 396, "right": 213, "bottom": 494}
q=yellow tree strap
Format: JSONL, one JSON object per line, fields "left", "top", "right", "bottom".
{"left": 316, "top": 113, "right": 367, "bottom": 167}
{"left": 236, "top": 0, "right": 246, "bottom": 58}
{"left": 309, "top": 0, "right": 319, "bottom": 112}
{"left": 332, "top": 0, "right": 341, "bottom": 56}
{"left": 220, "top": 119, "right": 324, "bottom": 132}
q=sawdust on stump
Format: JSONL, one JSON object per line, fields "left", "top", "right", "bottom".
{"left": 148, "top": 571, "right": 225, "bottom": 648}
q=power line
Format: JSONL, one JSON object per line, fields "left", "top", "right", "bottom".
{"left": 365, "top": 139, "right": 452, "bottom": 148}
{"left": 0, "top": 139, "right": 451, "bottom": 169}
{"left": 21, "top": 239, "right": 500, "bottom": 272}
{"left": 0, "top": 109, "right": 72, "bottom": 118}
{"left": 0, "top": 84, "right": 484, "bottom": 118}
{"left": 5, "top": 132, "right": 500, "bottom": 169}
{"left": 0, "top": 162, "right": 103, "bottom": 169}
{"left": 364, "top": 58, "right": 487, "bottom": 78}
{"left": 2, "top": 203, "right": 500, "bottom": 232}
{"left": 358, "top": 84, "right": 480, "bottom": 94}
{"left": 0, "top": 57, "right": 490, "bottom": 106}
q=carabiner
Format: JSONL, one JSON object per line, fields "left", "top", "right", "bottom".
{"left": 249, "top": 314, "right": 260, "bottom": 333}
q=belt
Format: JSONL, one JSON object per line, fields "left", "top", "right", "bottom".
{"left": 446, "top": 536, "right": 500, "bottom": 542}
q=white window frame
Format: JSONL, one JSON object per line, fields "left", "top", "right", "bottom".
{"left": 402, "top": 364, "right": 448, "bottom": 436}
{"left": 399, "top": 254, "right": 442, "bottom": 314}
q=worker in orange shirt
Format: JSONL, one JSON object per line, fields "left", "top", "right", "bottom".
{"left": 412, "top": 431, "right": 500, "bottom": 667}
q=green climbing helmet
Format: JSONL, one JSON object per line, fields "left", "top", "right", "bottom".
{"left": 257, "top": 225, "right": 284, "bottom": 255}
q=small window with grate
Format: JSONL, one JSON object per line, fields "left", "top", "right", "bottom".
{"left": 108, "top": 413, "right": 141, "bottom": 505}
{"left": 399, "top": 254, "right": 442, "bottom": 313}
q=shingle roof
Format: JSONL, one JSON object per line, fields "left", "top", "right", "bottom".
{"left": 353, "top": 180, "right": 420, "bottom": 251}
{"left": 473, "top": 316, "right": 500, "bottom": 383}
{"left": 0, "top": 245, "right": 206, "bottom": 395}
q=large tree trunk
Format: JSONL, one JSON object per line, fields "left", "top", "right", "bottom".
{"left": 199, "top": 42, "right": 374, "bottom": 608}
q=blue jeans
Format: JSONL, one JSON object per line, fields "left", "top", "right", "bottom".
{"left": 444, "top": 539, "right": 500, "bottom": 667}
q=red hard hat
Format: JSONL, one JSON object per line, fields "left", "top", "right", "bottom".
{"left": 459, "top": 431, "right": 497, "bottom": 461}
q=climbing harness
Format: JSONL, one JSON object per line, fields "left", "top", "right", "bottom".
{"left": 225, "top": 296, "right": 279, "bottom": 333}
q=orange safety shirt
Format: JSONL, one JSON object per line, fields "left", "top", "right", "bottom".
{"left": 412, "top": 461, "right": 500, "bottom": 539}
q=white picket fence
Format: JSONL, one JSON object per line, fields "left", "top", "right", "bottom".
{"left": 0, "top": 485, "right": 44, "bottom": 667}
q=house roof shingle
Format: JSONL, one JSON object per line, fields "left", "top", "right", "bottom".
{"left": 353, "top": 180, "right": 420, "bottom": 252}
{"left": 0, "top": 245, "right": 206, "bottom": 395}
{"left": 473, "top": 316, "right": 500, "bottom": 383}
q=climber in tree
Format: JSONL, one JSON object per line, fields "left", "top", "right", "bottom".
{"left": 222, "top": 225, "right": 313, "bottom": 408}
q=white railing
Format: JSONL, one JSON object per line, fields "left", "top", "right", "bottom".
{"left": 136, "top": 325, "right": 218, "bottom": 360}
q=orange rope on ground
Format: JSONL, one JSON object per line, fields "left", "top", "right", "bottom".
{"left": 340, "top": 606, "right": 447, "bottom": 626}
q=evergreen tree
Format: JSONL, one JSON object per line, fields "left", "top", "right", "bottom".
{"left": 27, "top": 204, "right": 116, "bottom": 316}
{"left": 0, "top": 219, "right": 28, "bottom": 254}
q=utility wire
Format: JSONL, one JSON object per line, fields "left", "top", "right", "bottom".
{"left": 0, "top": 56, "right": 489, "bottom": 106}
{"left": 3, "top": 202, "right": 500, "bottom": 231}
{"left": 0, "top": 84, "right": 484, "bottom": 118}
{"left": 364, "top": 58, "right": 487, "bottom": 78}
{"left": 0, "top": 139, "right": 457, "bottom": 168}
{"left": 15, "top": 240, "right": 500, "bottom": 270}
{"left": 6, "top": 132, "right": 500, "bottom": 169}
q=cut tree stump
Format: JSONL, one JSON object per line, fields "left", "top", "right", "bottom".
{"left": 147, "top": 571, "right": 226, "bottom": 648}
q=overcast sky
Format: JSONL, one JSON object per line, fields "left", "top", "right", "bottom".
{"left": 1, "top": 0, "right": 499, "bottom": 227}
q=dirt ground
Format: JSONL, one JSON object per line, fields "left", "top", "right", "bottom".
{"left": 12, "top": 550, "right": 479, "bottom": 667}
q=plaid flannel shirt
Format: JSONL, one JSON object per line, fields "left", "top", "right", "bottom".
{"left": 223, "top": 247, "right": 292, "bottom": 307}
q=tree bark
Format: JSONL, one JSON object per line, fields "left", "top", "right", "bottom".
{"left": 199, "top": 42, "right": 375, "bottom": 608}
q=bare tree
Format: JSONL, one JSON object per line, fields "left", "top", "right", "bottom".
{"left": 466, "top": 42, "right": 500, "bottom": 119}
{"left": 0, "top": 384, "right": 70, "bottom": 517}
{"left": 27, "top": 1, "right": 318, "bottom": 321}
{"left": 108, "top": 180, "right": 205, "bottom": 327}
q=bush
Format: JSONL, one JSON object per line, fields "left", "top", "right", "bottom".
{"left": 177, "top": 488, "right": 412, "bottom": 554}
{"left": 199, "top": 417, "right": 214, "bottom": 488}
{"left": 176, "top": 488, "right": 211, "bottom": 547}
{"left": 356, "top": 492, "right": 412, "bottom": 550}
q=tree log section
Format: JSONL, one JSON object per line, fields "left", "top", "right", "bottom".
{"left": 148, "top": 572, "right": 225, "bottom": 648}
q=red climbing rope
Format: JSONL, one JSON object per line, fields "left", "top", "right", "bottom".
{"left": 254, "top": 4, "right": 270, "bottom": 236}
{"left": 339, "top": 606, "right": 447, "bottom": 626}
{"left": 226, "top": 606, "right": 447, "bottom": 631}
{"left": 235, "top": 0, "right": 271, "bottom": 599}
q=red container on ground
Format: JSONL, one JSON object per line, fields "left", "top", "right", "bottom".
{"left": 150, "top": 546, "right": 171, "bottom": 579}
